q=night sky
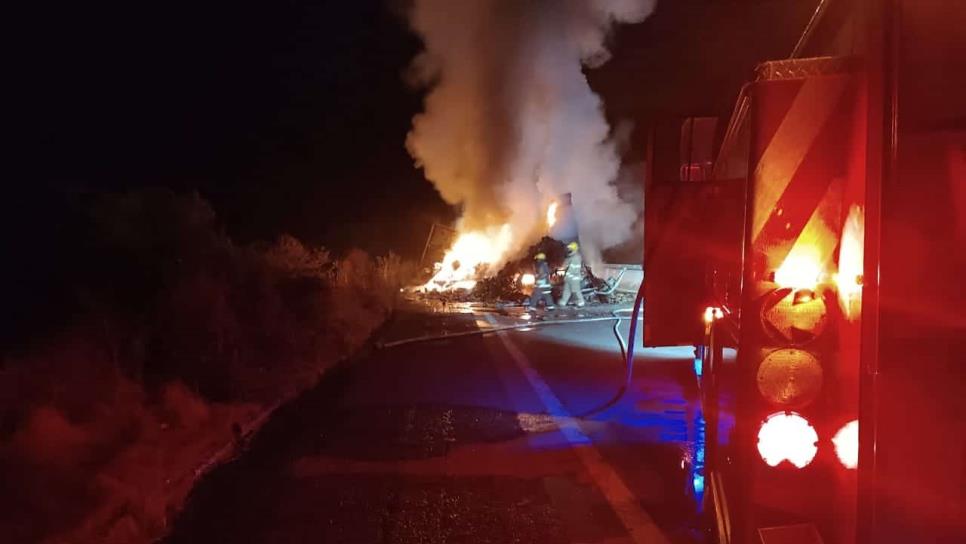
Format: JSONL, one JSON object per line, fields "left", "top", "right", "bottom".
{"left": 13, "top": 0, "right": 813, "bottom": 258}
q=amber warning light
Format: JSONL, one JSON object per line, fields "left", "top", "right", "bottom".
{"left": 774, "top": 254, "right": 822, "bottom": 290}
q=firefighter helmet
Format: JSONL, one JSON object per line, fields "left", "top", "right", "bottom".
{"left": 567, "top": 241, "right": 579, "bottom": 252}
{"left": 534, "top": 252, "right": 546, "bottom": 260}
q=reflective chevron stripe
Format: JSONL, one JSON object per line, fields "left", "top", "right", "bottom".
{"left": 751, "top": 74, "right": 857, "bottom": 273}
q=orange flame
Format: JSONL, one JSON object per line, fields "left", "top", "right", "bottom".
{"left": 421, "top": 225, "right": 513, "bottom": 291}
{"left": 546, "top": 201, "right": 558, "bottom": 229}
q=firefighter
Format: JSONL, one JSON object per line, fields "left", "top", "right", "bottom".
{"left": 558, "top": 241, "right": 585, "bottom": 307}
{"left": 530, "top": 253, "right": 555, "bottom": 310}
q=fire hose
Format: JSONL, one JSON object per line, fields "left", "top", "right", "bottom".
{"left": 577, "top": 282, "right": 644, "bottom": 418}
{"left": 380, "top": 315, "right": 620, "bottom": 349}
{"left": 379, "top": 280, "right": 647, "bottom": 419}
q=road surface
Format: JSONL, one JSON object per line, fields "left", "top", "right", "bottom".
{"left": 164, "top": 300, "right": 711, "bottom": 543}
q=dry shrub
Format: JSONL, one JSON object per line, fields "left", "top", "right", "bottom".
{"left": 11, "top": 406, "right": 92, "bottom": 470}
{"left": 376, "top": 252, "right": 419, "bottom": 291}
{"left": 160, "top": 382, "right": 210, "bottom": 429}
{"left": 0, "top": 367, "right": 150, "bottom": 542}
{"left": 151, "top": 271, "right": 241, "bottom": 399}
{"left": 0, "top": 189, "right": 408, "bottom": 543}
{"left": 323, "top": 287, "right": 384, "bottom": 353}
{"left": 11, "top": 330, "right": 120, "bottom": 415}
{"left": 336, "top": 248, "right": 374, "bottom": 288}
{"left": 4, "top": 346, "right": 148, "bottom": 472}
{"left": 263, "top": 234, "right": 332, "bottom": 279}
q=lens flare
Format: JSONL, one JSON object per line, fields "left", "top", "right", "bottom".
{"left": 774, "top": 254, "right": 822, "bottom": 290}
{"left": 757, "top": 412, "right": 818, "bottom": 468}
{"left": 836, "top": 205, "right": 865, "bottom": 320}
{"left": 832, "top": 419, "right": 859, "bottom": 469}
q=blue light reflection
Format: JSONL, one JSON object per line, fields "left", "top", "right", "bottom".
{"left": 691, "top": 409, "right": 707, "bottom": 509}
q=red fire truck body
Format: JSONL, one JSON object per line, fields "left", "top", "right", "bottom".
{"left": 642, "top": 2, "right": 965, "bottom": 542}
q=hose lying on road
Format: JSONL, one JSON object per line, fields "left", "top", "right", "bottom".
{"left": 577, "top": 285, "right": 645, "bottom": 418}
{"left": 378, "top": 315, "right": 622, "bottom": 349}
{"left": 380, "top": 282, "right": 647, "bottom": 419}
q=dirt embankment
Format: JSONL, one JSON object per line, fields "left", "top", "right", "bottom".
{"left": 0, "top": 190, "right": 412, "bottom": 544}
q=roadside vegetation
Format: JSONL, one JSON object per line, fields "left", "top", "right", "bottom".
{"left": 0, "top": 189, "right": 414, "bottom": 543}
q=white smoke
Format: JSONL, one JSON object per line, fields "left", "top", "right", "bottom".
{"left": 406, "top": 0, "right": 655, "bottom": 270}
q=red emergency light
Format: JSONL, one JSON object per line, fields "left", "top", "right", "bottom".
{"left": 757, "top": 412, "right": 819, "bottom": 469}
{"left": 832, "top": 419, "right": 859, "bottom": 470}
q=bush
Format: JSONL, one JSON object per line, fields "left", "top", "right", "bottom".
{"left": 160, "top": 382, "right": 211, "bottom": 429}
{"left": 12, "top": 406, "right": 92, "bottom": 470}
{"left": 0, "top": 188, "right": 414, "bottom": 543}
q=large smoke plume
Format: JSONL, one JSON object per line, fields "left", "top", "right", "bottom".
{"left": 406, "top": 0, "right": 655, "bottom": 269}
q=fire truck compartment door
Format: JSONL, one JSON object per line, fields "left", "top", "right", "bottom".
{"left": 643, "top": 179, "right": 744, "bottom": 347}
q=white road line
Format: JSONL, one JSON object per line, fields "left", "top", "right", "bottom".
{"left": 474, "top": 317, "right": 493, "bottom": 330}
{"left": 484, "top": 315, "right": 670, "bottom": 544}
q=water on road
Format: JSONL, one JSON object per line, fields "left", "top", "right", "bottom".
{"left": 164, "top": 302, "right": 710, "bottom": 543}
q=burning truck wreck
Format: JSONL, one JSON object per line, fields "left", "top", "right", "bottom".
{"left": 416, "top": 195, "right": 638, "bottom": 306}
{"left": 404, "top": 0, "right": 651, "bottom": 308}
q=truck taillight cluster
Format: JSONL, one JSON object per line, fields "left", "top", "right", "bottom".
{"left": 751, "top": 279, "right": 835, "bottom": 470}
{"left": 700, "top": 58, "right": 867, "bottom": 542}
{"left": 756, "top": 412, "right": 859, "bottom": 470}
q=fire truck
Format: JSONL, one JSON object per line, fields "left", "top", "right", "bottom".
{"left": 641, "top": 2, "right": 964, "bottom": 543}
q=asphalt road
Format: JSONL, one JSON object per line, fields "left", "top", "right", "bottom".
{"left": 164, "top": 301, "right": 710, "bottom": 544}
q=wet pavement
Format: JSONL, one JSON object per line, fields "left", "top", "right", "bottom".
{"left": 164, "top": 300, "right": 711, "bottom": 543}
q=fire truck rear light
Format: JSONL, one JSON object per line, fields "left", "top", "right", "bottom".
{"left": 757, "top": 412, "right": 818, "bottom": 468}
{"left": 832, "top": 419, "right": 859, "bottom": 469}
{"left": 703, "top": 306, "right": 724, "bottom": 324}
